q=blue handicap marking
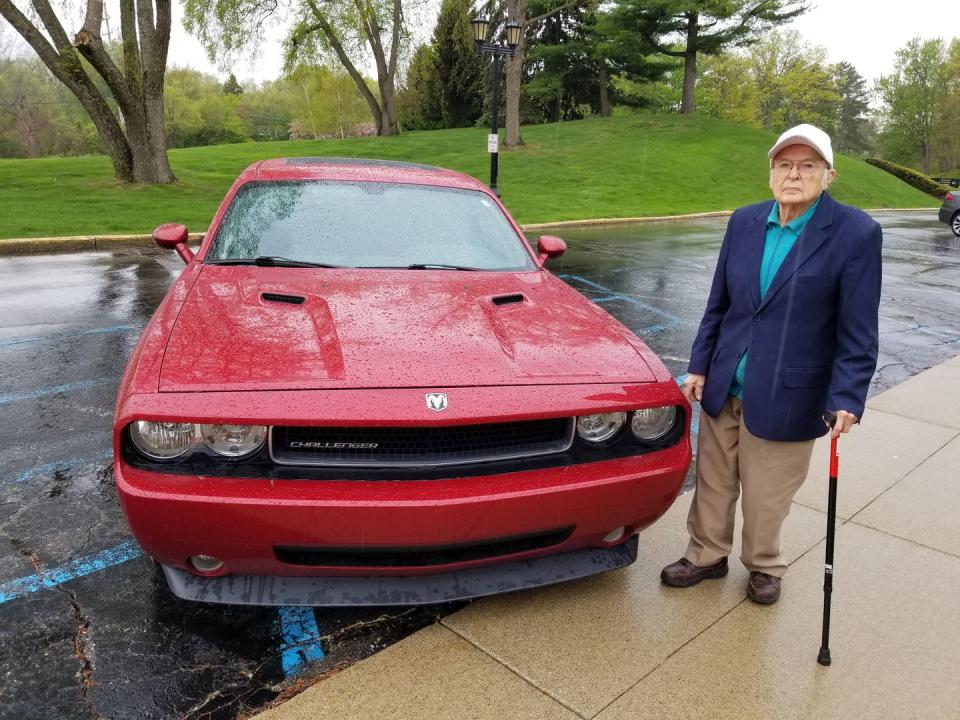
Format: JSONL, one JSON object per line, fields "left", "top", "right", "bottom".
{"left": 0, "top": 540, "right": 144, "bottom": 605}
{"left": 0, "top": 324, "right": 140, "bottom": 349}
{"left": 0, "top": 378, "right": 115, "bottom": 406}
{"left": 559, "top": 274, "right": 686, "bottom": 336}
{"left": 11, "top": 449, "right": 113, "bottom": 485}
{"left": 278, "top": 607, "right": 326, "bottom": 677}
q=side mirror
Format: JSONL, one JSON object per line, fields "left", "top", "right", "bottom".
{"left": 536, "top": 235, "right": 566, "bottom": 266}
{"left": 153, "top": 223, "right": 194, "bottom": 264}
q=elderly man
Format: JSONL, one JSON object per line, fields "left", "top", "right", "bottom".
{"left": 661, "top": 124, "right": 882, "bottom": 604}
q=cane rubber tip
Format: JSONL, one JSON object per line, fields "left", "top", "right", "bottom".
{"left": 817, "top": 649, "right": 832, "bottom": 666}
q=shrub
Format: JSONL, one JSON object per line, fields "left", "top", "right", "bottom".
{"left": 865, "top": 158, "right": 952, "bottom": 198}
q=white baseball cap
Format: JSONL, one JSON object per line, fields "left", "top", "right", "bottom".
{"left": 768, "top": 123, "right": 834, "bottom": 169}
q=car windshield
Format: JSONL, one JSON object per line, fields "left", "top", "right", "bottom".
{"left": 205, "top": 180, "right": 536, "bottom": 271}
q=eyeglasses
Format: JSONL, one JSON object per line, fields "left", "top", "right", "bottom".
{"left": 772, "top": 160, "right": 826, "bottom": 176}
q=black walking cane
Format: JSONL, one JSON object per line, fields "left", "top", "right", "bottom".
{"left": 818, "top": 410, "right": 839, "bottom": 666}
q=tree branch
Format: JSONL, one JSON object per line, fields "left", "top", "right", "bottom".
{"left": 302, "top": 0, "right": 382, "bottom": 116}
{"left": 642, "top": 29, "right": 685, "bottom": 58}
{"left": 524, "top": 0, "right": 580, "bottom": 29}
{"left": 387, "top": 0, "right": 401, "bottom": 76}
{"left": 0, "top": 0, "right": 63, "bottom": 71}
{"left": 118, "top": 0, "right": 142, "bottom": 87}
{"left": 30, "top": 0, "right": 73, "bottom": 49}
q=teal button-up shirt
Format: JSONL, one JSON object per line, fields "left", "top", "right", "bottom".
{"left": 729, "top": 196, "right": 822, "bottom": 399}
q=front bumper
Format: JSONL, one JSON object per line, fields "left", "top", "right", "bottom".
{"left": 116, "top": 442, "right": 687, "bottom": 578}
{"left": 160, "top": 535, "right": 638, "bottom": 606}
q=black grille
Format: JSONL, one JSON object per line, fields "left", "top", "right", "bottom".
{"left": 274, "top": 527, "right": 574, "bottom": 567}
{"left": 270, "top": 418, "right": 573, "bottom": 466}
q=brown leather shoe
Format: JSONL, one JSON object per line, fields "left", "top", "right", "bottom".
{"left": 747, "top": 571, "right": 781, "bottom": 604}
{"left": 660, "top": 557, "right": 728, "bottom": 587}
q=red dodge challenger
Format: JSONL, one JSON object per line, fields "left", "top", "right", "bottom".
{"left": 114, "top": 158, "right": 691, "bottom": 606}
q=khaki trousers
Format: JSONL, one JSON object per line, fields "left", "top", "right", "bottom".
{"left": 684, "top": 396, "right": 815, "bottom": 577}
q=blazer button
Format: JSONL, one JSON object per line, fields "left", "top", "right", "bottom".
{"left": 753, "top": 315, "right": 761, "bottom": 322}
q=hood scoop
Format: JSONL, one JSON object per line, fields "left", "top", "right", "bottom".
{"left": 491, "top": 293, "right": 526, "bottom": 306}
{"left": 262, "top": 292, "right": 306, "bottom": 305}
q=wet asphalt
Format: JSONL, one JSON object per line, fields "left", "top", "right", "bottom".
{"left": 0, "top": 211, "right": 957, "bottom": 719}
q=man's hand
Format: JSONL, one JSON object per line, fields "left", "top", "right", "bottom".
{"left": 825, "top": 410, "right": 858, "bottom": 438}
{"left": 683, "top": 374, "right": 706, "bottom": 404}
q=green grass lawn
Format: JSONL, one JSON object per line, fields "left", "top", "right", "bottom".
{"left": 0, "top": 113, "right": 936, "bottom": 239}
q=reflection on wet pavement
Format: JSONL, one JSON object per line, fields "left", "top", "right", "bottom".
{"left": 0, "top": 212, "right": 956, "bottom": 718}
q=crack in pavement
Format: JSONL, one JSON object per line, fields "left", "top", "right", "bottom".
{"left": 64, "top": 588, "right": 101, "bottom": 720}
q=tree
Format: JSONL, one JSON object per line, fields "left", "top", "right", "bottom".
{"left": 432, "top": 0, "right": 484, "bottom": 127}
{"left": 832, "top": 61, "right": 872, "bottom": 156}
{"left": 223, "top": 72, "right": 244, "bottom": 95}
{"left": 692, "top": 52, "right": 758, "bottom": 125}
{"left": 185, "top": 0, "right": 406, "bottom": 136}
{"left": 164, "top": 67, "right": 249, "bottom": 147}
{"left": 0, "top": 56, "right": 100, "bottom": 157}
{"left": 614, "top": 0, "right": 807, "bottom": 114}
{"left": 523, "top": 1, "right": 597, "bottom": 122}
{"left": 0, "top": 0, "right": 176, "bottom": 183}
{"left": 748, "top": 30, "right": 839, "bottom": 133}
{"left": 931, "top": 38, "right": 960, "bottom": 173}
{"left": 500, "top": 0, "right": 584, "bottom": 147}
{"left": 287, "top": 63, "right": 371, "bottom": 138}
{"left": 876, "top": 37, "right": 948, "bottom": 173}
{"left": 397, "top": 43, "right": 443, "bottom": 130}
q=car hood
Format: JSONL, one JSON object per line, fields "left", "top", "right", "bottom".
{"left": 158, "top": 266, "right": 656, "bottom": 391}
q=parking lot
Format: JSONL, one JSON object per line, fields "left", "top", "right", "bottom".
{"left": 1, "top": 211, "right": 957, "bottom": 719}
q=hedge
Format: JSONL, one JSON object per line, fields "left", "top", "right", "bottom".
{"left": 865, "top": 158, "right": 953, "bottom": 198}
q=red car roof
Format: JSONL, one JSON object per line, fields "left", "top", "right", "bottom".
{"left": 243, "top": 157, "right": 486, "bottom": 192}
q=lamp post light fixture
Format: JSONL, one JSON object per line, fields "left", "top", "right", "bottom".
{"left": 472, "top": 16, "right": 522, "bottom": 195}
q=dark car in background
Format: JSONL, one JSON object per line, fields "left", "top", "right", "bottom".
{"left": 940, "top": 191, "right": 960, "bottom": 237}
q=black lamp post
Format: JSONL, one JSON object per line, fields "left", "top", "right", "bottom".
{"left": 471, "top": 16, "right": 522, "bottom": 195}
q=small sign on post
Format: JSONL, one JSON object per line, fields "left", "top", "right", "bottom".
{"left": 487, "top": 134, "right": 499, "bottom": 154}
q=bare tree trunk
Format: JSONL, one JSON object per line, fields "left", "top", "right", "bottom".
{"left": 504, "top": 0, "right": 526, "bottom": 147}
{"left": 599, "top": 62, "right": 611, "bottom": 117}
{"left": 679, "top": 12, "right": 698, "bottom": 114}
{"left": 0, "top": 0, "right": 175, "bottom": 183}
{"left": 378, "top": 76, "right": 400, "bottom": 136}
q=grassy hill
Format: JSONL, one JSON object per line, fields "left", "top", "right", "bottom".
{"left": 0, "top": 113, "right": 936, "bottom": 240}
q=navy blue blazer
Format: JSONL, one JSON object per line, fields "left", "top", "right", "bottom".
{"left": 688, "top": 192, "right": 883, "bottom": 441}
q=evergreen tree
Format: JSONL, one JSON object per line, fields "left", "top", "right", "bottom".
{"left": 608, "top": 0, "right": 807, "bottom": 113}
{"left": 432, "top": 0, "right": 485, "bottom": 127}
{"left": 223, "top": 73, "right": 244, "bottom": 95}
{"left": 398, "top": 45, "right": 444, "bottom": 130}
{"left": 832, "top": 62, "right": 872, "bottom": 156}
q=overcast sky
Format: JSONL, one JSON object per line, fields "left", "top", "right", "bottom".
{"left": 1, "top": 1, "right": 950, "bottom": 89}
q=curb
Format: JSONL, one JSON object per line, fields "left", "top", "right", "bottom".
{"left": 0, "top": 233, "right": 206, "bottom": 256}
{"left": 0, "top": 208, "right": 938, "bottom": 256}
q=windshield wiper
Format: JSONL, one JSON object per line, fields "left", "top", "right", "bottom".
{"left": 208, "top": 256, "right": 344, "bottom": 269}
{"left": 403, "top": 263, "right": 480, "bottom": 271}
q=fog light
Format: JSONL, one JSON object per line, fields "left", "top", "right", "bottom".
{"left": 190, "top": 554, "right": 224, "bottom": 573}
{"left": 603, "top": 526, "right": 626, "bottom": 544}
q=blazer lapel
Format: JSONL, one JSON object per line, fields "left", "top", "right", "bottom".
{"left": 744, "top": 202, "right": 773, "bottom": 310}
{"left": 758, "top": 192, "right": 836, "bottom": 311}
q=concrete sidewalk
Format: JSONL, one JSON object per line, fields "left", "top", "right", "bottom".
{"left": 255, "top": 356, "right": 960, "bottom": 720}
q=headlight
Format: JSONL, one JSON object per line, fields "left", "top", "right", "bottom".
{"left": 577, "top": 412, "right": 627, "bottom": 443}
{"left": 199, "top": 423, "right": 268, "bottom": 458}
{"left": 129, "top": 421, "right": 195, "bottom": 460}
{"left": 630, "top": 406, "right": 677, "bottom": 441}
